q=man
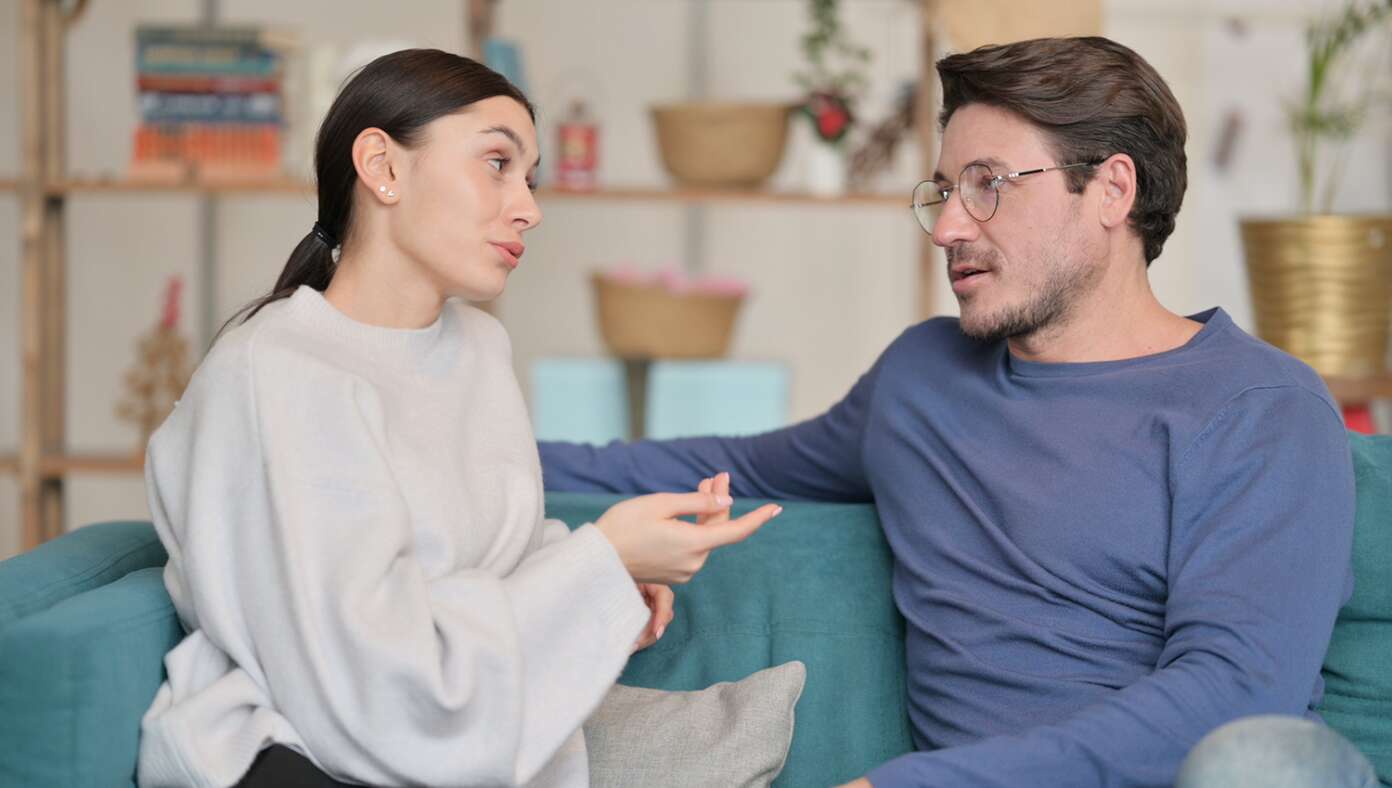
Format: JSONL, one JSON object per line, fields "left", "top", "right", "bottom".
{"left": 541, "top": 37, "right": 1367, "bottom": 786}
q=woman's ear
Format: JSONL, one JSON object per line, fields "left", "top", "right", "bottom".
{"left": 352, "top": 128, "right": 399, "bottom": 204}
{"left": 1096, "top": 153, "right": 1137, "bottom": 230}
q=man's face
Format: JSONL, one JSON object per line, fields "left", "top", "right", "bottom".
{"left": 930, "top": 104, "right": 1105, "bottom": 343}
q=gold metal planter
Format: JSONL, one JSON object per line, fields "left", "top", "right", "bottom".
{"left": 1240, "top": 215, "right": 1392, "bottom": 378}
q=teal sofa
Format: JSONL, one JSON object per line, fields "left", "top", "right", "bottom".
{"left": 1, "top": 434, "right": 1388, "bottom": 787}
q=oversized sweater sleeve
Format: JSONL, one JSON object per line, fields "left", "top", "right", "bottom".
{"left": 865, "top": 385, "right": 1356, "bottom": 788}
{"left": 146, "top": 336, "right": 649, "bottom": 786}
{"left": 538, "top": 354, "right": 883, "bottom": 503}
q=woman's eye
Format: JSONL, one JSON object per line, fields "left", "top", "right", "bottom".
{"left": 487, "top": 157, "right": 508, "bottom": 172}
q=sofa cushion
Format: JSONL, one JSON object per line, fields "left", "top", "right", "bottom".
{"left": 1320, "top": 433, "right": 1392, "bottom": 786}
{"left": 584, "top": 660, "right": 806, "bottom": 787}
{"left": 545, "top": 493, "right": 914, "bottom": 787}
{"left": 0, "top": 565, "right": 184, "bottom": 788}
{"left": 0, "top": 520, "right": 166, "bottom": 631}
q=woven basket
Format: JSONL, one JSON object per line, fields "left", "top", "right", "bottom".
{"left": 591, "top": 274, "right": 744, "bottom": 359}
{"left": 1241, "top": 215, "right": 1392, "bottom": 378}
{"left": 650, "top": 101, "right": 793, "bottom": 188}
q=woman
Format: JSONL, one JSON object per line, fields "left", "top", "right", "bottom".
{"left": 137, "top": 49, "right": 781, "bottom": 787}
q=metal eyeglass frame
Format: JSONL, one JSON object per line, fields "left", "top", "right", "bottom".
{"left": 911, "top": 161, "right": 1100, "bottom": 231}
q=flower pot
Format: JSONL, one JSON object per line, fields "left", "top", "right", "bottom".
{"left": 1240, "top": 215, "right": 1392, "bottom": 378}
{"left": 806, "top": 141, "right": 848, "bottom": 197}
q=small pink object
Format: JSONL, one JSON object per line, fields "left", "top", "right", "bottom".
{"left": 689, "top": 276, "right": 749, "bottom": 297}
{"left": 160, "top": 276, "right": 183, "bottom": 330}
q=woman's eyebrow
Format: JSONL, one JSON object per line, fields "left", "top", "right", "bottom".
{"left": 479, "top": 125, "right": 540, "bottom": 169}
{"left": 480, "top": 125, "right": 526, "bottom": 155}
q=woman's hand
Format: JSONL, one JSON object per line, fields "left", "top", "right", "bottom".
{"left": 632, "top": 583, "right": 675, "bottom": 652}
{"left": 596, "top": 488, "right": 781, "bottom": 585}
{"left": 696, "top": 472, "right": 733, "bottom": 526}
{"left": 627, "top": 473, "right": 756, "bottom": 652}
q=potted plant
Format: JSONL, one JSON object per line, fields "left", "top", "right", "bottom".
{"left": 1241, "top": 0, "right": 1392, "bottom": 379}
{"left": 795, "top": 0, "right": 870, "bottom": 196}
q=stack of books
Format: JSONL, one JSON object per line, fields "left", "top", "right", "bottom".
{"left": 129, "top": 26, "right": 288, "bottom": 182}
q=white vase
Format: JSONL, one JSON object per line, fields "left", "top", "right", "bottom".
{"left": 806, "top": 142, "right": 848, "bottom": 197}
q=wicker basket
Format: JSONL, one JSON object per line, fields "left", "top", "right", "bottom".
{"left": 591, "top": 273, "right": 744, "bottom": 359}
{"left": 650, "top": 101, "right": 793, "bottom": 188}
{"left": 1241, "top": 215, "right": 1392, "bottom": 378}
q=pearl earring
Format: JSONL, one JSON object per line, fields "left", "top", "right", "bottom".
{"left": 378, "top": 185, "right": 387, "bottom": 193}
{"left": 387, "top": 190, "right": 397, "bottom": 198}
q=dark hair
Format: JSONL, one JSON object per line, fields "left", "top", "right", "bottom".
{"left": 937, "top": 36, "right": 1187, "bottom": 265}
{"left": 221, "top": 49, "right": 534, "bottom": 333}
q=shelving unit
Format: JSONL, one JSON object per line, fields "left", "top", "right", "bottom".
{"left": 8, "top": 0, "right": 943, "bottom": 550}
{"left": 24, "top": 0, "right": 1379, "bottom": 552}
{"left": 9, "top": 176, "right": 911, "bottom": 206}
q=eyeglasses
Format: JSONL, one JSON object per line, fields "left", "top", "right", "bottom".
{"left": 911, "top": 161, "right": 1099, "bottom": 232}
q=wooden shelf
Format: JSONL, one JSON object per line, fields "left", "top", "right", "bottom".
{"left": 39, "top": 453, "right": 145, "bottom": 478}
{"left": 536, "top": 185, "right": 908, "bottom": 207}
{"left": 0, "top": 453, "right": 146, "bottom": 479}
{"left": 32, "top": 177, "right": 908, "bottom": 207}
{"left": 52, "top": 177, "right": 313, "bottom": 196}
{"left": 1326, "top": 374, "right": 1392, "bottom": 406}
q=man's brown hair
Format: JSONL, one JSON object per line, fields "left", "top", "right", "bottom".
{"left": 937, "top": 37, "right": 1187, "bottom": 265}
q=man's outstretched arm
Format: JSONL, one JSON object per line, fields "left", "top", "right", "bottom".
{"left": 540, "top": 358, "right": 884, "bottom": 503}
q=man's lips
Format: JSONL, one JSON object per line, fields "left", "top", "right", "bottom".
{"left": 950, "top": 265, "right": 991, "bottom": 283}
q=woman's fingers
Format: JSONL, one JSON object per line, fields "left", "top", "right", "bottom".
{"left": 696, "top": 477, "right": 715, "bottom": 524}
{"left": 632, "top": 583, "right": 676, "bottom": 652}
{"left": 705, "top": 473, "right": 732, "bottom": 526}
{"left": 696, "top": 503, "right": 782, "bottom": 549}
{"left": 642, "top": 490, "right": 735, "bottom": 520}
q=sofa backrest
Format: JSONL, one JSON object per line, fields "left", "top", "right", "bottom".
{"left": 1318, "top": 433, "right": 1392, "bottom": 786}
{"left": 545, "top": 493, "right": 916, "bottom": 787}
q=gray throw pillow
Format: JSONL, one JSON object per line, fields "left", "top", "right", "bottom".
{"left": 584, "top": 661, "right": 806, "bottom": 788}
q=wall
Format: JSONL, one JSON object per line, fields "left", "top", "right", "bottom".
{"left": 0, "top": 0, "right": 1388, "bottom": 557}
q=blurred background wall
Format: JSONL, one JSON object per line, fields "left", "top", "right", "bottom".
{"left": 2, "top": 0, "right": 1390, "bottom": 558}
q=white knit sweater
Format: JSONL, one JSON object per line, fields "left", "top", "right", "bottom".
{"left": 137, "top": 285, "right": 648, "bottom": 787}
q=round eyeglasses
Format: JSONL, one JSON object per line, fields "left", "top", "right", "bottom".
{"left": 911, "top": 161, "right": 1099, "bottom": 232}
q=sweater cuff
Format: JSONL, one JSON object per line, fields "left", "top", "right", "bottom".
{"left": 567, "top": 523, "right": 650, "bottom": 643}
{"left": 506, "top": 523, "right": 649, "bottom": 655}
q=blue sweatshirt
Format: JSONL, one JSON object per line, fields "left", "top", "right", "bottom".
{"left": 539, "top": 308, "right": 1356, "bottom": 787}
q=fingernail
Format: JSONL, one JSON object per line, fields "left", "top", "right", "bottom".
{"left": 656, "top": 625, "right": 665, "bottom": 639}
{"left": 717, "top": 495, "right": 734, "bottom": 506}
{"left": 719, "top": 471, "right": 730, "bottom": 482}
{"left": 772, "top": 505, "right": 783, "bottom": 516}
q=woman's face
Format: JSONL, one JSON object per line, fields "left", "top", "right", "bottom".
{"left": 390, "top": 96, "right": 542, "bottom": 303}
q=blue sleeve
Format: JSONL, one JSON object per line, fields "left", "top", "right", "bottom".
{"left": 866, "top": 385, "right": 1356, "bottom": 788}
{"left": 537, "top": 356, "right": 883, "bottom": 503}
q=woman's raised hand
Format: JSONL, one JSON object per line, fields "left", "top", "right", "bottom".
{"left": 595, "top": 479, "right": 781, "bottom": 585}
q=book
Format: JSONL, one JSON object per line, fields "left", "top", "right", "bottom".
{"left": 129, "top": 24, "right": 289, "bottom": 182}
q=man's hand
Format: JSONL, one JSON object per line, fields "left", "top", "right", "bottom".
{"left": 632, "top": 583, "right": 675, "bottom": 652}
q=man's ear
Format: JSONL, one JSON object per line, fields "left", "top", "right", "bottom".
{"left": 1096, "top": 153, "right": 1137, "bottom": 230}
